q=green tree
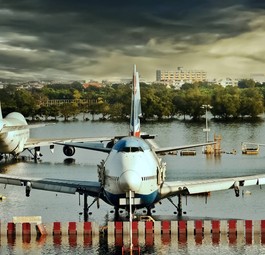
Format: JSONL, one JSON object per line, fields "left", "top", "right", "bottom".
{"left": 0, "top": 85, "right": 17, "bottom": 114}
{"left": 109, "top": 103, "right": 124, "bottom": 120}
{"left": 73, "top": 89, "right": 82, "bottom": 100}
{"left": 173, "top": 90, "right": 189, "bottom": 119}
{"left": 97, "top": 101, "right": 110, "bottom": 119}
{"left": 184, "top": 88, "right": 210, "bottom": 120}
{"left": 239, "top": 88, "right": 264, "bottom": 118}
{"left": 141, "top": 86, "right": 158, "bottom": 120}
{"left": 14, "top": 90, "right": 38, "bottom": 119}
{"left": 211, "top": 86, "right": 241, "bottom": 119}
{"left": 238, "top": 79, "right": 255, "bottom": 89}
{"left": 59, "top": 103, "right": 78, "bottom": 121}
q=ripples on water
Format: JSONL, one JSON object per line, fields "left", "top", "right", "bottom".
{"left": 1, "top": 116, "right": 265, "bottom": 254}
{"left": 1, "top": 233, "right": 265, "bottom": 254}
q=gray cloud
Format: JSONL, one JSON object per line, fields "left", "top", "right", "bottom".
{"left": 0, "top": 0, "right": 265, "bottom": 81}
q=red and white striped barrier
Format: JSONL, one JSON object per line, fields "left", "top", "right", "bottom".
{"left": 1, "top": 221, "right": 98, "bottom": 237}
{"left": 1, "top": 219, "right": 265, "bottom": 240}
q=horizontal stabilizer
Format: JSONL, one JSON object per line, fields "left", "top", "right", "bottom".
{"left": 55, "top": 142, "right": 112, "bottom": 153}
{"left": 0, "top": 123, "right": 48, "bottom": 133}
{"left": 25, "top": 136, "right": 114, "bottom": 149}
{"left": 155, "top": 141, "right": 216, "bottom": 154}
{"left": 140, "top": 134, "right": 156, "bottom": 139}
{"left": 1, "top": 125, "right": 29, "bottom": 133}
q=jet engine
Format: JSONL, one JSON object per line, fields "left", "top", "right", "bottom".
{"left": 63, "top": 145, "right": 75, "bottom": 157}
{"left": 106, "top": 140, "right": 114, "bottom": 149}
{"left": 25, "top": 181, "right": 32, "bottom": 197}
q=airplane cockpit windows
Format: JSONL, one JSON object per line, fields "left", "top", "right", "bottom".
{"left": 113, "top": 137, "right": 150, "bottom": 153}
{"left": 120, "top": 146, "right": 143, "bottom": 153}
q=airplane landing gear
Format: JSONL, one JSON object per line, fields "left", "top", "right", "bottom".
{"left": 84, "top": 194, "right": 88, "bottom": 222}
{"left": 33, "top": 147, "right": 42, "bottom": 162}
{"left": 26, "top": 147, "right": 42, "bottom": 162}
{"left": 114, "top": 207, "right": 119, "bottom": 221}
{"left": 147, "top": 206, "right": 153, "bottom": 216}
{"left": 167, "top": 194, "right": 183, "bottom": 217}
{"left": 83, "top": 194, "right": 100, "bottom": 222}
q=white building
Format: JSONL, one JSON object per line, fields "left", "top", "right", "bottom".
{"left": 217, "top": 78, "right": 238, "bottom": 87}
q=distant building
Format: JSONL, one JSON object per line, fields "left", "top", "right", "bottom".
{"left": 156, "top": 67, "right": 207, "bottom": 88}
{"left": 83, "top": 81, "right": 102, "bottom": 89}
{"left": 217, "top": 78, "right": 238, "bottom": 87}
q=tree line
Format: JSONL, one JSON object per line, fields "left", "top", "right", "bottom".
{"left": 0, "top": 79, "right": 265, "bottom": 121}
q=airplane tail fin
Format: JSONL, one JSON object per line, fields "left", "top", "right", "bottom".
{"left": 130, "top": 65, "right": 142, "bottom": 137}
{"left": 0, "top": 102, "right": 2, "bottom": 119}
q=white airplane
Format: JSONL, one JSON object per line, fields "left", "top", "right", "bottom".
{"left": 1, "top": 65, "right": 265, "bottom": 224}
{"left": 0, "top": 105, "right": 111, "bottom": 161}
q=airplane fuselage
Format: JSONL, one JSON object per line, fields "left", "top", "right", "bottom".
{"left": 0, "top": 112, "right": 29, "bottom": 155}
{"left": 100, "top": 136, "right": 166, "bottom": 209}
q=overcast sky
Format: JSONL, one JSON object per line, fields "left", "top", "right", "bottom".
{"left": 0, "top": 0, "right": 265, "bottom": 81}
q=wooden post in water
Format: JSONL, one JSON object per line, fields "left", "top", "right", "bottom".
{"left": 214, "top": 134, "right": 222, "bottom": 156}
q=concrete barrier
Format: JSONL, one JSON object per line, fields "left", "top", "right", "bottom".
{"left": 2, "top": 219, "right": 265, "bottom": 243}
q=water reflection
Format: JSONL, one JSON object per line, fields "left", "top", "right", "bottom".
{"left": 63, "top": 158, "right": 76, "bottom": 165}
{"left": 2, "top": 232, "right": 265, "bottom": 255}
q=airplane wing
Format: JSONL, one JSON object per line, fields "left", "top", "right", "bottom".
{"left": 160, "top": 173, "right": 265, "bottom": 199}
{"left": 53, "top": 139, "right": 215, "bottom": 154}
{"left": 53, "top": 133, "right": 157, "bottom": 153}
{"left": 1, "top": 172, "right": 264, "bottom": 202}
{"left": 154, "top": 141, "right": 216, "bottom": 154}
{"left": 54, "top": 141, "right": 112, "bottom": 153}
{"left": 0, "top": 174, "right": 101, "bottom": 197}
{"left": 24, "top": 137, "right": 113, "bottom": 150}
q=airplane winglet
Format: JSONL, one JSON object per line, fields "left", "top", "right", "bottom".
{"left": 130, "top": 65, "right": 142, "bottom": 137}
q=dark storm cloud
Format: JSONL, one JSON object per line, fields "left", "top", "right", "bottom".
{"left": 0, "top": 0, "right": 265, "bottom": 80}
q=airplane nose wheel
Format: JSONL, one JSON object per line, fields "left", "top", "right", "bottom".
{"left": 114, "top": 207, "right": 119, "bottom": 221}
{"left": 147, "top": 206, "right": 153, "bottom": 216}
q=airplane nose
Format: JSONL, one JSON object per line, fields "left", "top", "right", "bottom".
{"left": 119, "top": 170, "right": 142, "bottom": 192}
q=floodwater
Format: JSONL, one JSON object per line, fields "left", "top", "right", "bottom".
{"left": 1, "top": 115, "right": 265, "bottom": 254}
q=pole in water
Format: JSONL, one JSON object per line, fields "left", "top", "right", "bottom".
{"left": 84, "top": 194, "right": 88, "bottom": 222}
{"left": 129, "top": 190, "right": 133, "bottom": 251}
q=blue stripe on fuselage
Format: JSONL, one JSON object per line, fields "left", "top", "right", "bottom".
{"left": 103, "top": 189, "right": 159, "bottom": 209}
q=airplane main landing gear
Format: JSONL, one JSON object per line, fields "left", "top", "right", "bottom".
{"left": 84, "top": 194, "right": 88, "bottom": 222}
{"left": 114, "top": 207, "right": 119, "bottom": 220}
{"left": 26, "top": 147, "right": 42, "bottom": 162}
{"left": 82, "top": 193, "right": 100, "bottom": 222}
{"left": 146, "top": 206, "right": 153, "bottom": 216}
{"left": 168, "top": 194, "right": 183, "bottom": 217}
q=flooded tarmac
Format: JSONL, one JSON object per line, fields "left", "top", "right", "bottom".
{"left": 1, "top": 116, "right": 265, "bottom": 254}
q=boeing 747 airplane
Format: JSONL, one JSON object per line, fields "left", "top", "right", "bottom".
{"left": 0, "top": 105, "right": 111, "bottom": 161}
{"left": 0, "top": 65, "right": 265, "bottom": 224}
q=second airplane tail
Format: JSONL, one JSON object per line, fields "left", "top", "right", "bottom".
{"left": 130, "top": 65, "right": 142, "bottom": 137}
{"left": 0, "top": 102, "right": 2, "bottom": 120}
